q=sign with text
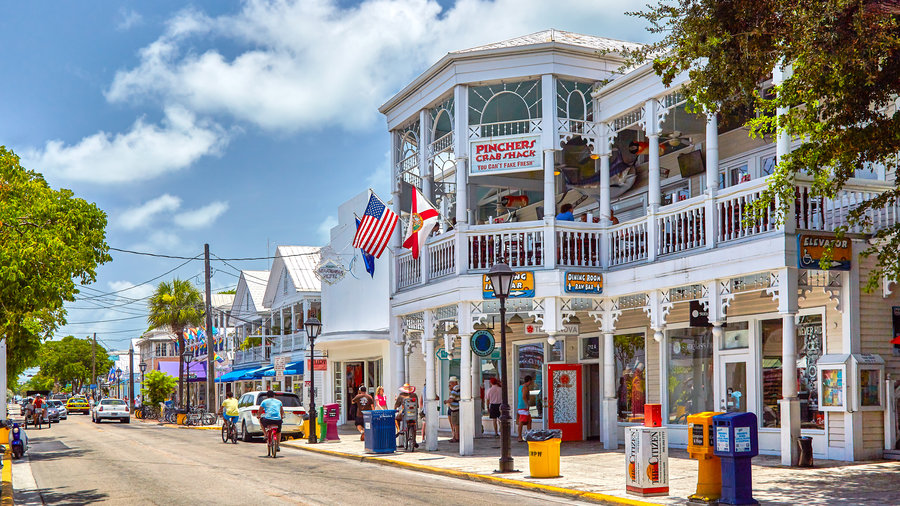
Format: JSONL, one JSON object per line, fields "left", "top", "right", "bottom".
{"left": 482, "top": 271, "right": 534, "bottom": 299}
{"left": 469, "top": 135, "right": 541, "bottom": 176}
{"left": 564, "top": 272, "right": 603, "bottom": 294}
{"left": 471, "top": 330, "right": 496, "bottom": 357}
{"left": 308, "top": 358, "right": 327, "bottom": 371}
{"left": 524, "top": 323, "right": 579, "bottom": 335}
{"left": 797, "top": 233, "right": 851, "bottom": 270}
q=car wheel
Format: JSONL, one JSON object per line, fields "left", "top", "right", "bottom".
{"left": 123, "top": 418, "right": 130, "bottom": 424}
{"left": 241, "top": 422, "right": 253, "bottom": 442}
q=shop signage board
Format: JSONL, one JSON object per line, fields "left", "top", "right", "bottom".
{"left": 469, "top": 135, "right": 540, "bottom": 176}
{"left": 314, "top": 258, "right": 347, "bottom": 285}
{"left": 308, "top": 358, "right": 327, "bottom": 371}
{"left": 274, "top": 356, "right": 286, "bottom": 382}
{"left": 797, "top": 233, "right": 851, "bottom": 270}
{"left": 482, "top": 271, "right": 534, "bottom": 299}
{"left": 471, "top": 330, "right": 495, "bottom": 357}
{"left": 435, "top": 348, "right": 450, "bottom": 361}
{"left": 524, "top": 323, "right": 579, "bottom": 335}
{"left": 625, "top": 426, "right": 669, "bottom": 497}
{"left": 564, "top": 272, "right": 603, "bottom": 294}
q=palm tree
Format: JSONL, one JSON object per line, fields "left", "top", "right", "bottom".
{"left": 147, "top": 279, "right": 204, "bottom": 408}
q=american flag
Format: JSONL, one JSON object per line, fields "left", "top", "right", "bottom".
{"left": 353, "top": 192, "right": 398, "bottom": 258}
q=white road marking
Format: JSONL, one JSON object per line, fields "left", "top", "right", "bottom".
{"left": 12, "top": 454, "right": 43, "bottom": 505}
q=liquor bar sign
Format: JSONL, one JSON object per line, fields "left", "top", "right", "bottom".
{"left": 469, "top": 135, "right": 541, "bottom": 176}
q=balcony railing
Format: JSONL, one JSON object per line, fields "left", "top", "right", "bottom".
{"left": 268, "top": 331, "right": 307, "bottom": 355}
{"left": 393, "top": 177, "right": 897, "bottom": 291}
{"left": 234, "top": 347, "right": 264, "bottom": 366}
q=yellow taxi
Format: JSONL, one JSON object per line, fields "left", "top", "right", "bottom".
{"left": 66, "top": 396, "right": 90, "bottom": 414}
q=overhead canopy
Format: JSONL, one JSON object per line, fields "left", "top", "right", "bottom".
{"left": 262, "top": 361, "right": 304, "bottom": 377}
{"left": 156, "top": 361, "right": 206, "bottom": 382}
{"left": 215, "top": 367, "right": 259, "bottom": 383}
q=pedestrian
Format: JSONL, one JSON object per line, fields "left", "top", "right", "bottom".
{"left": 444, "top": 376, "right": 460, "bottom": 443}
{"left": 485, "top": 378, "right": 502, "bottom": 437}
{"left": 374, "top": 386, "right": 388, "bottom": 410}
{"left": 350, "top": 385, "right": 374, "bottom": 441}
{"left": 516, "top": 375, "right": 534, "bottom": 442}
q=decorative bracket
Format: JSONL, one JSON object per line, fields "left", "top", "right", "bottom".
{"left": 701, "top": 280, "right": 733, "bottom": 325}
{"left": 884, "top": 275, "right": 896, "bottom": 298}
{"left": 824, "top": 272, "right": 843, "bottom": 313}
{"left": 589, "top": 298, "right": 622, "bottom": 334}
{"left": 527, "top": 298, "right": 546, "bottom": 327}
{"left": 639, "top": 99, "right": 669, "bottom": 137}
{"left": 643, "top": 290, "right": 673, "bottom": 341}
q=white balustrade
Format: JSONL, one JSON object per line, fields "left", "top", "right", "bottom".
{"left": 716, "top": 180, "right": 776, "bottom": 243}
{"left": 468, "top": 119, "right": 541, "bottom": 139}
{"left": 796, "top": 179, "right": 897, "bottom": 233}
{"left": 557, "top": 223, "right": 602, "bottom": 267}
{"left": 427, "top": 232, "right": 456, "bottom": 279}
{"left": 397, "top": 251, "right": 421, "bottom": 289}
{"left": 657, "top": 196, "right": 707, "bottom": 256}
{"left": 429, "top": 132, "right": 453, "bottom": 155}
{"left": 608, "top": 219, "right": 648, "bottom": 266}
{"left": 466, "top": 222, "right": 544, "bottom": 270}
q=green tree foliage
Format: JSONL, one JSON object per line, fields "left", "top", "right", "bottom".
{"left": 141, "top": 370, "right": 177, "bottom": 407}
{"left": 627, "top": 1, "right": 900, "bottom": 289}
{"left": 37, "top": 335, "right": 113, "bottom": 393}
{"left": 147, "top": 279, "right": 204, "bottom": 404}
{"left": 21, "top": 373, "right": 55, "bottom": 394}
{"left": 0, "top": 147, "right": 111, "bottom": 377}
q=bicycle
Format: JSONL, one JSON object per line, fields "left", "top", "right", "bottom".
{"left": 396, "top": 417, "right": 417, "bottom": 452}
{"left": 265, "top": 424, "right": 280, "bottom": 458}
{"left": 221, "top": 417, "right": 238, "bottom": 444}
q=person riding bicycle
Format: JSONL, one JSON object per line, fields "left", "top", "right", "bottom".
{"left": 32, "top": 395, "right": 45, "bottom": 426}
{"left": 220, "top": 391, "right": 239, "bottom": 436}
{"left": 256, "top": 390, "right": 284, "bottom": 439}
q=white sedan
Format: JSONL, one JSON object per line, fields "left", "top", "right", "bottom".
{"left": 47, "top": 400, "right": 68, "bottom": 419}
{"left": 91, "top": 399, "right": 130, "bottom": 423}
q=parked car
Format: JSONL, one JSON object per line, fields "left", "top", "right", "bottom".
{"left": 66, "top": 397, "right": 90, "bottom": 414}
{"left": 92, "top": 398, "right": 130, "bottom": 424}
{"left": 236, "top": 391, "right": 306, "bottom": 442}
{"left": 46, "top": 404, "right": 60, "bottom": 423}
{"left": 47, "top": 400, "right": 68, "bottom": 420}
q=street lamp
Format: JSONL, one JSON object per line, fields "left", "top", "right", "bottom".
{"left": 116, "top": 368, "right": 123, "bottom": 399}
{"left": 488, "top": 262, "right": 515, "bottom": 473}
{"left": 139, "top": 362, "right": 147, "bottom": 404}
{"left": 304, "top": 316, "right": 322, "bottom": 444}
{"left": 182, "top": 350, "right": 193, "bottom": 413}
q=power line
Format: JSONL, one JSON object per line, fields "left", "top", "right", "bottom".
{"left": 77, "top": 257, "right": 202, "bottom": 300}
{"left": 62, "top": 314, "right": 147, "bottom": 325}
{"left": 109, "top": 246, "right": 320, "bottom": 261}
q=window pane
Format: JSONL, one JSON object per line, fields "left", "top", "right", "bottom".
{"left": 581, "top": 337, "right": 600, "bottom": 360}
{"left": 721, "top": 321, "right": 750, "bottom": 349}
{"left": 614, "top": 332, "right": 646, "bottom": 423}
{"left": 860, "top": 369, "right": 881, "bottom": 406}
{"left": 550, "top": 340, "right": 565, "bottom": 362}
{"left": 760, "top": 315, "right": 825, "bottom": 429}
{"left": 667, "top": 327, "right": 714, "bottom": 424}
{"left": 760, "top": 319, "right": 783, "bottom": 428}
{"left": 517, "top": 343, "right": 544, "bottom": 419}
{"left": 761, "top": 155, "right": 776, "bottom": 176}
{"left": 480, "top": 357, "right": 500, "bottom": 416}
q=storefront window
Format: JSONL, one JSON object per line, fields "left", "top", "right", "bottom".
{"left": 581, "top": 337, "right": 600, "bottom": 360}
{"left": 549, "top": 339, "right": 565, "bottom": 362}
{"left": 721, "top": 321, "right": 750, "bottom": 349}
{"left": 667, "top": 327, "right": 714, "bottom": 424}
{"left": 480, "top": 357, "right": 500, "bottom": 416}
{"left": 516, "top": 343, "right": 544, "bottom": 419}
{"left": 760, "top": 314, "right": 825, "bottom": 429}
{"left": 615, "top": 332, "right": 646, "bottom": 423}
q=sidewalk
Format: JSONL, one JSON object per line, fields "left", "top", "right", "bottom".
{"left": 281, "top": 427, "right": 900, "bottom": 505}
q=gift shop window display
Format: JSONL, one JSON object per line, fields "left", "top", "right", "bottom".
{"left": 666, "top": 327, "right": 715, "bottom": 424}
{"left": 614, "top": 332, "right": 647, "bottom": 423}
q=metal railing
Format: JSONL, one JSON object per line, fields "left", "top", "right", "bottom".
{"left": 557, "top": 222, "right": 602, "bottom": 267}
{"left": 656, "top": 195, "right": 707, "bottom": 256}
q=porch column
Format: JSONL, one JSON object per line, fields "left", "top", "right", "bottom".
{"left": 780, "top": 312, "right": 800, "bottom": 465}
{"left": 705, "top": 113, "right": 719, "bottom": 248}
{"left": 644, "top": 100, "right": 661, "bottom": 262}
{"left": 420, "top": 109, "right": 433, "bottom": 202}
{"left": 459, "top": 337, "right": 474, "bottom": 455}
{"left": 424, "top": 310, "right": 439, "bottom": 451}
{"left": 471, "top": 342, "right": 483, "bottom": 438}
{"left": 454, "top": 84, "right": 470, "bottom": 226}
{"left": 602, "top": 331, "right": 617, "bottom": 449}
{"left": 290, "top": 305, "right": 296, "bottom": 335}
{"left": 390, "top": 316, "right": 405, "bottom": 399}
{"left": 599, "top": 154, "right": 611, "bottom": 225}
{"left": 774, "top": 62, "right": 796, "bottom": 235}
{"left": 541, "top": 74, "right": 557, "bottom": 221}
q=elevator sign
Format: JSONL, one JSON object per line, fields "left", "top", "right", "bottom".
{"left": 469, "top": 135, "right": 541, "bottom": 176}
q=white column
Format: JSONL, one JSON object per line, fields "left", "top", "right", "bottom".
{"left": 705, "top": 113, "right": 719, "bottom": 248}
{"left": 602, "top": 331, "right": 617, "bottom": 449}
{"left": 541, "top": 74, "right": 557, "bottom": 221}
{"left": 471, "top": 345, "right": 483, "bottom": 438}
{"left": 774, "top": 62, "right": 796, "bottom": 235}
{"left": 420, "top": 109, "right": 433, "bottom": 202}
{"left": 424, "top": 311, "right": 439, "bottom": 451}
{"left": 599, "top": 155, "right": 611, "bottom": 225}
{"left": 780, "top": 312, "right": 800, "bottom": 466}
{"left": 648, "top": 134, "right": 661, "bottom": 211}
{"left": 390, "top": 316, "right": 405, "bottom": 400}
{"left": 644, "top": 100, "right": 661, "bottom": 262}
{"left": 0, "top": 338, "right": 7, "bottom": 419}
{"left": 454, "top": 84, "right": 470, "bottom": 226}
{"left": 459, "top": 330, "right": 474, "bottom": 455}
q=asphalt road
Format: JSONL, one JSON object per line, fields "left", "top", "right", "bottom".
{"left": 13, "top": 413, "right": 583, "bottom": 505}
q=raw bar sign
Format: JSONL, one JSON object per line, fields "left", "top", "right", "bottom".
{"left": 564, "top": 272, "right": 603, "bottom": 294}
{"left": 470, "top": 135, "right": 541, "bottom": 176}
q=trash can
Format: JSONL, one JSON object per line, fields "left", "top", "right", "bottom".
{"left": 524, "top": 429, "right": 562, "bottom": 478}
{"left": 317, "top": 406, "right": 326, "bottom": 441}
{"left": 300, "top": 414, "right": 310, "bottom": 440}
{"left": 798, "top": 436, "right": 814, "bottom": 467}
{"left": 324, "top": 403, "right": 340, "bottom": 441}
{"left": 363, "top": 410, "right": 397, "bottom": 454}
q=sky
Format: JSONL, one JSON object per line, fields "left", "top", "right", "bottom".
{"left": 1, "top": 0, "right": 654, "bottom": 352}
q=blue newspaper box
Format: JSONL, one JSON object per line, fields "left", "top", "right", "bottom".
{"left": 712, "top": 412, "right": 758, "bottom": 505}
{"left": 363, "top": 410, "right": 397, "bottom": 454}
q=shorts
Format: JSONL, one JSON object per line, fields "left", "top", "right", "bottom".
{"left": 517, "top": 409, "right": 531, "bottom": 424}
{"left": 259, "top": 417, "right": 283, "bottom": 432}
{"left": 448, "top": 409, "right": 459, "bottom": 425}
{"left": 223, "top": 414, "right": 238, "bottom": 425}
{"left": 355, "top": 415, "right": 365, "bottom": 427}
{"left": 488, "top": 403, "right": 501, "bottom": 419}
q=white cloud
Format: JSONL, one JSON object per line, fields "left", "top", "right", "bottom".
{"left": 318, "top": 215, "right": 338, "bottom": 244}
{"left": 107, "top": 280, "right": 156, "bottom": 300}
{"left": 23, "top": 107, "right": 228, "bottom": 184}
{"left": 131, "top": 230, "right": 185, "bottom": 254}
{"left": 117, "top": 8, "right": 143, "bottom": 31}
{"left": 106, "top": 0, "right": 648, "bottom": 132}
{"left": 173, "top": 201, "right": 230, "bottom": 228}
{"left": 118, "top": 194, "right": 182, "bottom": 230}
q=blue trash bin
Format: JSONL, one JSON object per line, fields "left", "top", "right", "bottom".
{"left": 363, "top": 410, "right": 397, "bottom": 454}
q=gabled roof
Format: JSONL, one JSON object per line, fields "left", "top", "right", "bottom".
{"left": 453, "top": 29, "right": 642, "bottom": 55}
{"left": 230, "top": 270, "right": 269, "bottom": 321}
{"left": 207, "top": 292, "right": 235, "bottom": 311}
{"left": 263, "top": 246, "right": 321, "bottom": 307}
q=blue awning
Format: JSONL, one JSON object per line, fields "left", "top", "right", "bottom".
{"left": 214, "top": 367, "right": 259, "bottom": 383}
{"left": 237, "top": 365, "right": 273, "bottom": 380}
{"left": 262, "top": 361, "right": 304, "bottom": 377}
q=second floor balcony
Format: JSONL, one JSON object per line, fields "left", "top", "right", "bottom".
{"left": 395, "top": 176, "right": 897, "bottom": 291}
{"left": 233, "top": 331, "right": 308, "bottom": 366}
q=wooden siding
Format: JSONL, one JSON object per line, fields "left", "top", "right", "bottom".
{"left": 859, "top": 257, "right": 900, "bottom": 378}
{"left": 863, "top": 411, "right": 884, "bottom": 451}
{"left": 828, "top": 413, "right": 845, "bottom": 448}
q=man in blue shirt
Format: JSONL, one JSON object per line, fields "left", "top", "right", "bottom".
{"left": 556, "top": 203, "right": 575, "bottom": 221}
{"left": 257, "top": 390, "right": 284, "bottom": 436}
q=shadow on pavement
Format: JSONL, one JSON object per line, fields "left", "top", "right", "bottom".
{"left": 30, "top": 487, "right": 109, "bottom": 504}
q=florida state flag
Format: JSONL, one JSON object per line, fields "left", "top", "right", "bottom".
{"left": 402, "top": 187, "right": 439, "bottom": 259}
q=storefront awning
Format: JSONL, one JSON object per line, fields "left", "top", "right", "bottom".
{"left": 262, "top": 361, "right": 304, "bottom": 377}
{"left": 215, "top": 366, "right": 259, "bottom": 383}
{"left": 233, "top": 365, "right": 273, "bottom": 381}
{"left": 156, "top": 361, "right": 206, "bottom": 382}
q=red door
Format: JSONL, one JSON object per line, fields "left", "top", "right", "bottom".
{"left": 547, "top": 364, "right": 583, "bottom": 441}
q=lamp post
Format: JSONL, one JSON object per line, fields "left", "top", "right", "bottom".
{"left": 304, "top": 316, "right": 322, "bottom": 444}
{"left": 139, "top": 362, "right": 147, "bottom": 407}
{"left": 182, "top": 350, "right": 193, "bottom": 413}
{"left": 488, "top": 262, "right": 515, "bottom": 473}
{"left": 116, "top": 368, "right": 123, "bottom": 399}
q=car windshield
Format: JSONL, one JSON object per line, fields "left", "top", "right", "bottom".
{"left": 49, "top": 401, "right": 61, "bottom": 407}
{"left": 255, "top": 394, "right": 301, "bottom": 407}
{"left": 101, "top": 400, "right": 126, "bottom": 406}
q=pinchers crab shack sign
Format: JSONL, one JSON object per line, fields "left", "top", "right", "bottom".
{"left": 469, "top": 135, "right": 541, "bottom": 176}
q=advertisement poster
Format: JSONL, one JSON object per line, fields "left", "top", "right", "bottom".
{"left": 821, "top": 368, "right": 844, "bottom": 407}
{"left": 564, "top": 272, "right": 603, "bottom": 294}
{"left": 469, "top": 135, "right": 541, "bottom": 176}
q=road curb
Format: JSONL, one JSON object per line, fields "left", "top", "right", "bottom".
{"left": 282, "top": 442, "right": 654, "bottom": 506}
{"left": 2, "top": 449, "right": 13, "bottom": 506}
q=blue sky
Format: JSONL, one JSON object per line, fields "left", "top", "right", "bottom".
{"left": 1, "top": 0, "right": 653, "bottom": 350}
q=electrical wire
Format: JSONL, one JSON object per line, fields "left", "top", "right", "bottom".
{"left": 76, "top": 257, "right": 202, "bottom": 301}
{"left": 109, "top": 246, "right": 320, "bottom": 261}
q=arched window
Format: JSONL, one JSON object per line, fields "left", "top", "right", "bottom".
{"left": 468, "top": 80, "right": 541, "bottom": 137}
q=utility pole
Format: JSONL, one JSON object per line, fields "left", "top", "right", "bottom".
{"left": 129, "top": 343, "right": 135, "bottom": 413}
{"left": 92, "top": 333, "right": 97, "bottom": 399}
{"left": 204, "top": 244, "right": 215, "bottom": 411}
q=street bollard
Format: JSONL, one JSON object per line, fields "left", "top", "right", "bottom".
{"left": 712, "top": 412, "right": 759, "bottom": 505}
{"left": 687, "top": 412, "right": 724, "bottom": 504}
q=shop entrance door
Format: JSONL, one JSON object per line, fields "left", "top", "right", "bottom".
{"left": 345, "top": 362, "right": 364, "bottom": 420}
{"left": 718, "top": 355, "right": 752, "bottom": 413}
{"left": 548, "top": 364, "right": 583, "bottom": 441}
{"left": 584, "top": 364, "right": 601, "bottom": 439}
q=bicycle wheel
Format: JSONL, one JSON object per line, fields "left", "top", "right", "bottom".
{"left": 230, "top": 424, "right": 239, "bottom": 444}
{"left": 221, "top": 423, "right": 229, "bottom": 443}
{"left": 267, "top": 432, "right": 274, "bottom": 457}
{"left": 202, "top": 413, "right": 217, "bottom": 426}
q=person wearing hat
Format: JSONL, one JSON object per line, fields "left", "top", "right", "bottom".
{"left": 394, "top": 384, "right": 419, "bottom": 448}
{"left": 444, "top": 376, "right": 461, "bottom": 443}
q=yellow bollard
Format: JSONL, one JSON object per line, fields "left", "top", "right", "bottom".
{"left": 687, "top": 411, "right": 724, "bottom": 504}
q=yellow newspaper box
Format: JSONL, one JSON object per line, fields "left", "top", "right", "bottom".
{"left": 687, "top": 412, "right": 723, "bottom": 503}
